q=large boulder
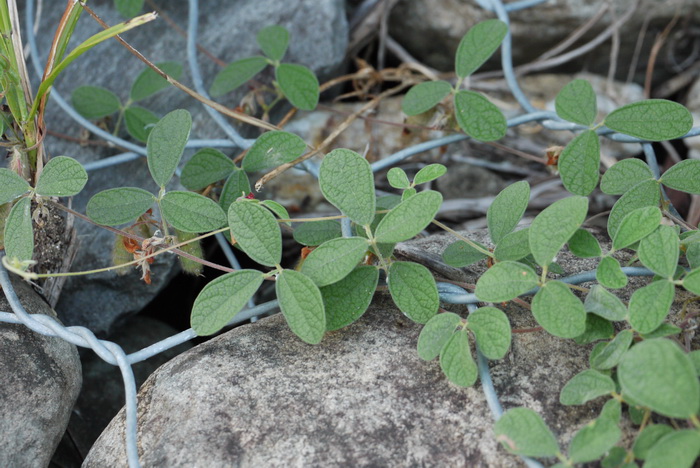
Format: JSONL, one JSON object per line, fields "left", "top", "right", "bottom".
{"left": 0, "top": 276, "right": 82, "bottom": 467}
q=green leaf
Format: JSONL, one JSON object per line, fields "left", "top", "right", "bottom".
{"left": 374, "top": 190, "right": 442, "bottom": 243}
{"left": 387, "top": 167, "right": 411, "bottom": 189}
{"left": 453, "top": 90, "right": 507, "bottom": 142}
{"left": 532, "top": 280, "right": 587, "bottom": 338}
{"left": 417, "top": 312, "right": 462, "bottom": 361}
{"left": 147, "top": 109, "right": 192, "bottom": 187}
{"left": 612, "top": 205, "right": 661, "bottom": 250}
{"left": 161, "top": 191, "right": 227, "bottom": 233}
{"left": 4, "top": 198, "right": 33, "bottom": 261}
{"left": 494, "top": 228, "right": 531, "bottom": 261}
{"left": 529, "top": 196, "right": 588, "bottom": 266}
{"left": 114, "top": 0, "right": 144, "bottom": 18}
{"left": 242, "top": 131, "right": 307, "bottom": 172}
{"left": 607, "top": 179, "right": 660, "bottom": 239}
{"left": 190, "top": 270, "right": 263, "bottom": 336}
{"left": 628, "top": 279, "right": 674, "bottom": 334}
{"left": 494, "top": 408, "right": 560, "bottom": 457}
{"left": 180, "top": 148, "right": 234, "bottom": 191}
{"left": 439, "top": 330, "right": 477, "bottom": 387}
{"left": 71, "top": 85, "right": 120, "bottom": 119}
{"left": 638, "top": 225, "right": 679, "bottom": 278}
{"left": 640, "top": 322, "right": 682, "bottom": 340}
{"left": 660, "top": 159, "right": 700, "bottom": 194}
{"left": 260, "top": 200, "right": 290, "bottom": 225}
{"left": 475, "top": 261, "right": 538, "bottom": 302}
{"left": 301, "top": 236, "right": 369, "bottom": 287}
{"left": 402, "top": 81, "right": 452, "bottom": 116}
{"left": 35, "top": 156, "right": 88, "bottom": 197}
{"left": 130, "top": 61, "right": 183, "bottom": 102}
{"left": 488, "top": 181, "right": 530, "bottom": 245}
{"left": 276, "top": 269, "right": 325, "bottom": 344}
{"left": 319, "top": 149, "right": 376, "bottom": 226}
{"left": 0, "top": 169, "right": 30, "bottom": 204}
{"left": 644, "top": 430, "right": 700, "bottom": 468}
{"left": 86, "top": 187, "right": 155, "bottom": 225}
{"left": 596, "top": 256, "right": 628, "bottom": 289}
{"left": 619, "top": 339, "right": 700, "bottom": 418}
{"left": 568, "top": 228, "right": 601, "bottom": 258}
{"left": 401, "top": 188, "right": 417, "bottom": 200}
{"left": 209, "top": 56, "right": 268, "bottom": 97}
{"left": 584, "top": 285, "right": 627, "bottom": 321}
{"left": 467, "top": 306, "right": 511, "bottom": 360}
{"left": 560, "top": 369, "right": 615, "bottom": 405}
{"left": 455, "top": 19, "right": 508, "bottom": 78}
{"left": 219, "top": 168, "right": 251, "bottom": 213}
{"left": 555, "top": 79, "right": 597, "bottom": 126}
{"left": 574, "top": 314, "right": 614, "bottom": 345}
{"left": 604, "top": 99, "right": 693, "bottom": 141}
{"left": 321, "top": 265, "right": 379, "bottom": 331}
{"left": 124, "top": 106, "right": 159, "bottom": 142}
{"left": 600, "top": 158, "right": 654, "bottom": 195}
{"left": 414, "top": 164, "right": 447, "bottom": 185}
{"left": 228, "top": 200, "right": 282, "bottom": 267}
{"left": 276, "top": 63, "right": 319, "bottom": 110}
{"left": 569, "top": 416, "right": 621, "bottom": 464}
{"left": 442, "top": 239, "right": 488, "bottom": 267}
{"left": 591, "top": 329, "right": 634, "bottom": 370}
{"left": 687, "top": 243, "right": 700, "bottom": 270}
{"left": 602, "top": 447, "right": 627, "bottom": 468}
{"left": 558, "top": 130, "right": 600, "bottom": 196}
{"left": 683, "top": 268, "right": 700, "bottom": 295}
{"left": 256, "top": 25, "right": 289, "bottom": 61}
{"left": 388, "top": 261, "right": 439, "bottom": 324}
{"left": 633, "top": 424, "right": 674, "bottom": 460}
{"left": 293, "top": 220, "right": 341, "bottom": 246}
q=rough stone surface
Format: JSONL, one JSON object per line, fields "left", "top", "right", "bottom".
{"left": 81, "top": 229, "right": 679, "bottom": 467}
{"left": 0, "top": 276, "right": 82, "bottom": 468}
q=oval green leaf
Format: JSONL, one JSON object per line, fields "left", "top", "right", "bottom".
{"left": 619, "top": 339, "right": 700, "bottom": 419}
{"left": 71, "top": 85, "right": 120, "bottom": 119}
{"left": 414, "top": 164, "right": 447, "bottom": 185}
{"left": 574, "top": 314, "right": 614, "bottom": 345}
{"left": 683, "top": 268, "right": 700, "bottom": 296}
{"left": 455, "top": 19, "right": 507, "bottom": 78}
{"left": 180, "top": 148, "right": 234, "bottom": 191}
{"left": 293, "top": 220, "right": 341, "bottom": 246}
{"left": 439, "top": 330, "right": 477, "bottom": 387}
{"left": 387, "top": 167, "right": 411, "bottom": 189}
{"left": 488, "top": 180, "right": 530, "bottom": 245}
{"left": 161, "top": 191, "right": 227, "bottom": 233}
{"left": 276, "top": 63, "right": 319, "bottom": 110}
{"left": 475, "top": 260, "right": 538, "bottom": 302}
{"left": 532, "top": 280, "right": 586, "bottom": 338}
{"left": 301, "top": 236, "right": 369, "bottom": 287}
{"left": 558, "top": 130, "right": 600, "bottom": 196}
{"left": 454, "top": 90, "right": 507, "bottom": 142}
{"left": 467, "top": 306, "right": 511, "bottom": 360}
{"left": 612, "top": 205, "right": 661, "bottom": 250}
{"left": 260, "top": 200, "right": 290, "bottom": 225}
{"left": 4, "top": 197, "right": 33, "bottom": 261}
{"left": 628, "top": 279, "right": 674, "bottom": 334}
{"left": 388, "top": 261, "right": 439, "bottom": 324}
{"left": 190, "top": 270, "right": 263, "bottom": 336}
{"left": 638, "top": 225, "right": 679, "bottom": 278}
{"left": 600, "top": 158, "right": 654, "bottom": 195}
{"left": 124, "top": 106, "right": 159, "bottom": 143}
{"left": 257, "top": 25, "right": 289, "bottom": 61}
{"left": 607, "top": 179, "right": 660, "bottom": 239}
{"left": 560, "top": 369, "right": 615, "bottom": 405}
{"left": 86, "top": 187, "right": 155, "bottom": 225}
{"left": 494, "top": 407, "right": 560, "bottom": 457}
{"left": 660, "top": 159, "right": 700, "bottom": 194}
{"left": 529, "top": 196, "right": 588, "bottom": 267}
{"left": 569, "top": 416, "right": 621, "bottom": 464}
{"left": 374, "top": 190, "right": 442, "bottom": 243}
{"left": 242, "top": 130, "right": 307, "bottom": 172}
{"left": 555, "top": 79, "right": 597, "bottom": 126}
{"left": 228, "top": 200, "right": 281, "bottom": 267}
{"left": 35, "top": 156, "right": 88, "bottom": 197}
{"left": 591, "top": 329, "right": 634, "bottom": 370}
{"left": 319, "top": 148, "right": 376, "bottom": 226}
{"left": 494, "top": 228, "right": 531, "bottom": 261}
{"left": 417, "top": 312, "right": 462, "bottom": 361}
{"left": 147, "top": 109, "right": 192, "bottom": 188}
{"left": 633, "top": 424, "right": 674, "bottom": 461}
{"left": 321, "top": 265, "right": 379, "bottom": 331}
{"left": 402, "top": 81, "right": 452, "bottom": 116}
{"left": 644, "top": 430, "right": 700, "bottom": 468}
{"left": 596, "top": 256, "right": 628, "bottom": 289}
{"left": 568, "top": 228, "right": 601, "bottom": 258}
{"left": 276, "top": 269, "right": 326, "bottom": 344}
{"left": 210, "top": 56, "right": 268, "bottom": 97}
{"left": 604, "top": 99, "right": 692, "bottom": 141}
{"left": 442, "top": 239, "right": 489, "bottom": 267}
{"left": 219, "top": 168, "right": 251, "bottom": 213}
{"left": 584, "top": 285, "right": 627, "bottom": 321}
{"left": 130, "top": 61, "right": 183, "bottom": 102}
{"left": 0, "top": 168, "right": 30, "bottom": 204}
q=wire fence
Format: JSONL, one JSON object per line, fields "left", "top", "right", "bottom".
{"left": 0, "top": 0, "right": 696, "bottom": 467}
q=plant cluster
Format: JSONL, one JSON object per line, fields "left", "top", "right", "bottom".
{"left": 1, "top": 3, "right": 699, "bottom": 466}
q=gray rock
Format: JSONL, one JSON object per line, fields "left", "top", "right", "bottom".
{"left": 83, "top": 229, "right": 662, "bottom": 467}
{"left": 0, "top": 276, "right": 82, "bottom": 467}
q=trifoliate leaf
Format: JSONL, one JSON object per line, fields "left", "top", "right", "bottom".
{"left": 560, "top": 369, "right": 615, "bottom": 405}
{"left": 454, "top": 90, "right": 507, "bottom": 142}
{"left": 228, "top": 200, "right": 282, "bottom": 267}
{"left": 130, "top": 61, "right": 182, "bottom": 102}
{"left": 293, "top": 220, "right": 341, "bottom": 246}
{"left": 591, "top": 329, "right": 634, "bottom": 370}
{"left": 455, "top": 19, "right": 507, "bottom": 78}
{"left": 638, "top": 225, "right": 679, "bottom": 278}
{"left": 529, "top": 196, "right": 588, "bottom": 267}
{"left": 628, "top": 279, "right": 674, "bottom": 334}
{"left": 417, "top": 312, "right": 462, "bottom": 361}
{"left": 374, "top": 190, "right": 442, "bottom": 243}
{"left": 86, "top": 187, "right": 155, "bottom": 225}
{"left": 161, "top": 191, "right": 227, "bottom": 233}
{"left": 584, "top": 285, "right": 627, "bottom": 321}
{"left": 439, "top": 330, "right": 477, "bottom": 387}
{"left": 494, "top": 408, "right": 560, "bottom": 457}
{"left": 442, "top": 239, "right": 489, "bottom": 267}
{"left": 180, "top": 148, "right": 234, "bottom": 191}
{"left": 388, "top": 261, "right": 439, "bottom": 324}
{"left": 612, "top": 205, "right": 661, "bottom": 250}
{"left": 531, "top": 280, "right": 587, "bottom": 338}
{"left": 242, "top": 130, "right": 307, "bottom": 172}
{"left": 301, "top": 236, "right": 369, "bottom": 287}
{"left": 466, "top": 306, "right": 511, "bottom": 360}
{"left": 659, "top": 159, "right": 700, "bottom": 194}
{"left": 256, "top": 25, "right": 289, "bottom": 61}
{"left": 321, "top": 265, "right": 379, "bottom": 331}
{"left": 0, "top": 168, "right": 30, "bottom": 204}
{"left": 596, "top": 256, "right": 628, "bottom": 289}
{"left": 276, "top": 63, "right": 319, "bottom": 110}
{"left": 618, "top": 339, "right": 700, "bottom": 419}
{"left": 402, "top": 81, "right": 452, "bottom": 116}
{"left": 604, "top": 99, "right": 693, "bottom": 141}
{"left": 488, "top": 180, "right": 530, "bottom": 245}
{"left": 276, "top": 269, "right": 325, "bottom": 344}
{"left": 4, "top": 197, "right": 33, "bottom": 261}
{"left": 210, "top": 56, "right": 267, "bottom": 97}
{"left": 147, "top": 109, "right": 192, "bottom": 188}
{"left": 475, "top": 261, "right": 538, "bottom": 302}
{"left": 558, "top": 130, "right": 600, "bottom": 196}
{"left": 568, "top": 228, "right": 601, "bottom": 258}
{"left": 319, "top": 149, "right": 376, "bottom": 226}
{"left": 124, "top": 106, "right": 159, "bottom": 142}
{"left": 555, "top": 79, "right": 597, "bottom": 126}
{"left": 71, "top": 85, "right": 120, "bottom": 119}
{"left": 190, "top": 270, "right": 263, "bottom": 335}
{"left": 607, "top": 179, "right": 660, "bottom": 239}
{"left": 600, "top": 158, "right": 653, "bottom": 195}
